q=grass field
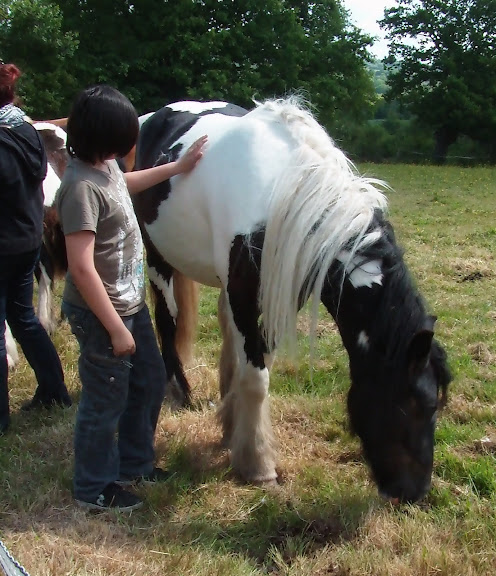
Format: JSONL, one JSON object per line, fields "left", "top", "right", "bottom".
{"left": 1, "top": 163, "right": 495, "bottom": 575}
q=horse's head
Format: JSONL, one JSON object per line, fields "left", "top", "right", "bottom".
{"left": 346, "top": 316, "right": 451, "bottom": 503}
{"left": 319, "top": 214, "right": 452, "bottom": 503}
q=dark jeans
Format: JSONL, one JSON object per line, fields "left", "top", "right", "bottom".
{"left": 62, "top": 301, "right": 167, "bottom": 502}
{"left": 0, "top": 248, "right": 67, "bottom": 423}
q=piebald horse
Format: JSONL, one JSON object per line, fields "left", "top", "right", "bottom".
{"left": 134, "top": 97, "right": 452, "bottom": 503}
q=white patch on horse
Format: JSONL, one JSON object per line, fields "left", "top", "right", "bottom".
{"left": 357, "top": 330, "right": 369, "bottom": 350}
{"left": 166, "top": 101, "right": 230, "bottom": 114}
{"left": 42, "top": 162, "right": 60, "bottom": 206}
{"left": 148, "top": 266, "right": 178, "bottom": 320}
{"left": 337, "top": 251, "right": 383, "bottom": 288}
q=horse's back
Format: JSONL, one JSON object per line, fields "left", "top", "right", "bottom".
{"left": 135, "top": 101, "right": 295, "bottom": 286}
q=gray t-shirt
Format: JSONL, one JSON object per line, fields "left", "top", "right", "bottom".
{"left": 56, "top": 157, "right": 145, "bottom": 316}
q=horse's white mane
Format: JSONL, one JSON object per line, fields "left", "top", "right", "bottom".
{"left": 255, "top": 96, "right": 389, "bottom": 350}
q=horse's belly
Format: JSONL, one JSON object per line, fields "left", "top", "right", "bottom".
{"left": 145, "top": 204, "right": 223, "bottom": 288}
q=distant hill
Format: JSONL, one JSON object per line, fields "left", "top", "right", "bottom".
{"left": 367, "top": 60, "right": 388, "bottom": 95}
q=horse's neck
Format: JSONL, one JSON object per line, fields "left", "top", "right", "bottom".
{"left": 320, "top": 253, "right": 423, "bottom": 363}
{"left": 320, "top": 263, "right": 379, "bottom": 355}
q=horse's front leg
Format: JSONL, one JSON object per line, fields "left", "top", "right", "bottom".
{"left": 219, "top": 285, "right": 277, "bottom": 483}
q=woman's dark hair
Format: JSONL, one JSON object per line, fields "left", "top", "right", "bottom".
{"left": 66, "top": 85, "right": 139, "bottom": 164}
{"left": 0, "top": 63, "right": 21, "bottom": 108}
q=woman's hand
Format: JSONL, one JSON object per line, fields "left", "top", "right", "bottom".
{"left": 176, "top": 135, "right": 208, "bottom": 174}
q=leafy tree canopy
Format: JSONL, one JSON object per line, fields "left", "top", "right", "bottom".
{"left": 0, "top": 0, "right": 78, "bottom": 117}
{"left": 2, "top": 0, "right": 376, "bottom": 132}
{"left": 380, "top": 0, "right": 496, "bottom": 161}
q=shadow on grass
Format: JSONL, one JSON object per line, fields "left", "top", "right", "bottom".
{"left": 0, "top": 402, "right": 376, "bottom": 574}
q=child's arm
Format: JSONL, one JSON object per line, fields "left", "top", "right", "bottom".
{"left": 125, "top": 135, "right": 207, "bottom": 195}
{"left": 33, "top": 117, "right": 68, "bottom": 129}
{"left": 65, "top": 230, "right": 136, "bottom": 356}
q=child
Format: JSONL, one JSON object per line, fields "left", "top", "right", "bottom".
{"left": 56, "top": 85, "right": 207, "bottom": 511}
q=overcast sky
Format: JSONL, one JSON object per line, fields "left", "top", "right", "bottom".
{"left": 343, "top": 0, "right": 395, "bottom": 58}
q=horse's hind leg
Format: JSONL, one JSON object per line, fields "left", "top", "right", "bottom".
{"left": 173, "top": 270, "right": 199, "bottom": 367}
{"left": 148, "top": 262, "right": 191, "bottom": 409}
{"left": 217, "top": 289, "right": 239, "bottom": 445}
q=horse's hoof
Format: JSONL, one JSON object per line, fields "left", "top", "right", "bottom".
{"left": 250, "top": 476, "right": 279, "bottom": 489}
{"left": 164, "top": 376, "right": 190, "bottom": 411}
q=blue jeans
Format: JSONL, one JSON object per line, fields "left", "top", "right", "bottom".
{"left": 62, "top": 301, "right": 167, "bottom": 502}
{"left": 0, "top": 248, "right": 67, "bottom": 423}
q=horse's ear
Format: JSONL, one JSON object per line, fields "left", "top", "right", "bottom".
{"left": 408, "top": 328, "right": 434, "bottom": 375}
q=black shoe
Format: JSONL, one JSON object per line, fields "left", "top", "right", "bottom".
{"left": 117, "top": 467, "right": 174, "bottom": 487}
{"left": 75, "top": 483, "right": 143, "bottom": 512}
{"left": 21, "top": 391, "right": 72, "bottom": 411}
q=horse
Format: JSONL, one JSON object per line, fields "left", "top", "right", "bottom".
{"left": 32, "top": 121, "right": 70, "bottom": 332}
{"left": 133, "top": 97, "right": 452, "bottom": 503}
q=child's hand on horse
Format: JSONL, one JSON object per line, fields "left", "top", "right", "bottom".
{"left": 177, "top": 135, "right": 208, "bottom": 173}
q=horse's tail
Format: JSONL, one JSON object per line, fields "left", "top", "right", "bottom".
{"left": 173, "top": 270, "right": 200, "bottom": 366}
{"left": 256, "top": 97, "right": 388, "bottom": 351}
{"left": 42, "top": 205, "right": 68, "bottom": 279}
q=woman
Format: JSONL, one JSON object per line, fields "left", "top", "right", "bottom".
{"left": 0, "top": 62, "right": 71, "bottom": 434}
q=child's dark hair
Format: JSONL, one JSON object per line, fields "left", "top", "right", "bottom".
{"left": 67, "top": 85, "right": 139, "bottom": 164}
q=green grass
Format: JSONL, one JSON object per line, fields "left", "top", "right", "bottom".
{"left": 1, "top": 163, "right": 496, "bottom": 575}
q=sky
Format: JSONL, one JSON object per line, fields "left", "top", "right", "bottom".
{"left": 343, "top": 0, "right": 395, "bottom": 59}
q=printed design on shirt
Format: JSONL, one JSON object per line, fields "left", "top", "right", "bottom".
{"left": 109, "top": 166, "right": 145, "bottom": 305}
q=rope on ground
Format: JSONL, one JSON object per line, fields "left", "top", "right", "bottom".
{"left": 0, "top": 539, "right": 31, "bottom": 576}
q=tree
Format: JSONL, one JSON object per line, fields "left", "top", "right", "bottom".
{"left": 0, "top": 0, "right": 78, "bottom": 117}
{"left": 55, "top": 0, "right": 375, "bottom": 130}
{"left": 288, "top": 0, "right": 377, "bottom": 130}
{"left": 2, "top": 1, "right": 376, "bottom": 131}
{"left": 380, "top": 0, "right": 496, "bottom": 163}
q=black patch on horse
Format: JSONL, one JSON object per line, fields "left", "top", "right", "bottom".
{"left": 227, "top": 228, "right": 269, "bottom": 369}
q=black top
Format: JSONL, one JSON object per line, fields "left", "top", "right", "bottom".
{"left": 0, "top": 121, "right": 47, "bottom": 254}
